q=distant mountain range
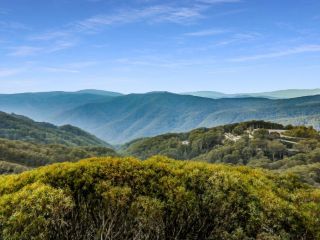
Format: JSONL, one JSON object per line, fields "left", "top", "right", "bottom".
{"left": 0, "top": 90, "right": 320, "bottom": 144}
{"left": 76, "top": 89, "right": 123, "bottom": 97}
{"left": 0, "top": 91, "right": 114, "bottom": 121}
{"left": 183, "top": 88, "right": 320, "bottom": 99}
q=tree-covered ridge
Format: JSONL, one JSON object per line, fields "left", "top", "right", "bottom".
{"left": 121, "top": 120, "right": 287, "bottom": 160}
{"left": 0, "top": 138, "right": 117, "bottom": 168}
{"left": 121, "top": 121, "right": 320, "bottom": 186}
{"left": 0, "top": 111, "right": 110, "bottom": 147}
{"left": 0, "top": 156, "right": 319, "bottom": 240}
{"left": 54, "top": 92, "right": 320, "bottom": 143}
{"left": 0, "top": 161, "right": 30, "bottom": 174}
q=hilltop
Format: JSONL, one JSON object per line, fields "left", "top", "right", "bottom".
{"left": 122, "top": 120, "right": 320, "bottom": 186}
{"left": 0, "top": 111, "right": 110, "bottom": 147}
{"left": 0, "top": 112, "right": 117, "bottom": 173}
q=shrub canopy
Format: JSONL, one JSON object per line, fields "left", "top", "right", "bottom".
{"left": 0, "top": 156, "right": 319, "bottom": 240}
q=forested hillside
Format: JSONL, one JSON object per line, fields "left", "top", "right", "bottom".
{"left": 1, "top": 92, "right": 320, "bottom": 143}
{"left": 55, "top": 92, "right": 320, "bottom": 143}
{"left": 122, "top": 120, "right": 320, "bottom": 186}
{"left": 0, "top": 138, "right": 117, "bottom": 169}
{"left": 0, "top": 112, "right": 116, "bottom": 174}
{"left": 0, "top": 156, "right": 319, "bottom": 239}
{"left": 0, "top": 161, "right": 30, "bottom": 174}
{"left": 0, "top": 111, "right": 110, "bottom": 147}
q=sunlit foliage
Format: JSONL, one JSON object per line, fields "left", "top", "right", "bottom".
{"left": 0, "top": 156, "right": 319, "bottom": 239}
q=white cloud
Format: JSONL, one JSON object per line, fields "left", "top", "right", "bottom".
{"left": 40, "top": 61, "right": 98, "bottom": 73}
{"left": 8, "top": 46, "right": 43, "bottom": 57}
{"left": 74, "top": 5, "right": 204, "bottom": 32}
{"left": 185, "top": 29, "right": 228, "bottom": 37}
{"left": 0, "top": 68, "right": 24, "bottom": 77}
{"left": 47, "top": 41, "right": 77, "bottom": 53}
{"left": 66, "top": 61, "right": 98, "bottom": 68}
{"left": 8, "top": 41, "right": 77, "bottom": 57}
{"left": 16, "top": 0, "right": 243, "bottom": 57}
{"left": 40, "top": 67, "right": 80, "bottom": 73}
{"left": 115, "top": 56, "right": 216, "bottom": 68}
{"left": 29, "top": 30, "right": 71, "bottom": 41}
{"left": 215, "top": 32, "right": 260, "bottom": 46}
{"left": 231, "top": 44, "right": 320, "bottom": 62}
{"left": 31, "top": 4, "right": 208, "bottom": 42}
{"left": 197, "top": 0, "right": 241, "bottom": 4}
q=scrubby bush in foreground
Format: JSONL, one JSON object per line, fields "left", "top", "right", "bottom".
{"left": 0, "top": 156, "right": 319, "bottom": 240}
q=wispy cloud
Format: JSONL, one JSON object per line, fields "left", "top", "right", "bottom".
{"left": 8, "top": 46, "right": 43, "bottom": 57}
{"left": 9, "top": 0, "right": 243, "bottom": 58}
{"left": 29, "top": 30, "right": 71, "bottom": 41}
{"left": 8, "top": 40, "right": 76, "bottom": 57}
{"left": 74, "top": 5, "right": 204, "bottom": 32}
{"left": 215, "top": 32, "right": 260, "bottom": 46}
{"left": 40, "top": 61, "right": 98, "bottom": 73}
{"left": 197, "top": 0, "right": 241, "bottom": 4}
{"left": 185, "top": 28, "right": 228, "bottom": 37}
{"left": 31, "top": 2, "right": 230, "bottom": 42}
{"left": 40, "top": 67, "right": 80, "bottom": 73}
{"left": 48, "top": 41, "right": 76, "bottom": 52}
{"left": 0, "top": 21, "right": 29, "bottom": 31}
{"left": 231, "top": 44, "right": 320, "bottom": 62}
{"left": 0, "top": 67, "right": 24, "bottom": 77}
{"left": 115, "top": 56, "right": 216, "bottom": 68}
{"left": 29, "top": 5, "right": 204, "bottom": 43}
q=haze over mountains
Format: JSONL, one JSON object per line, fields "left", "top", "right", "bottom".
{"left": 183, "top": 88, "right": 320, "bottom": 99}
{"left": 0, "top": 89, "right": 320, "bottom": 144}
{"left": 0, "top": 111, "right": 110, "bottom": 147}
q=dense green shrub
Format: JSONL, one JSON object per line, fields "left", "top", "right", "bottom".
{"left": 0, "top": 156, "right": 319, "bottom": 239}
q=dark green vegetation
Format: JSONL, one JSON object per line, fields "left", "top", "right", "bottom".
{"left": 0, "top": 161, "right": 30, "bottom": 174}
{"left": 1, "top": 91, "right": 320, "bottom": 143}
{"left": 122, "top": 121, "right": 320, "bottom": 186}
{"left": 51, "top": 92, "right": 320, "bottom": 144}
{"left": 0, "top": 138, "right": 117, "bottom": 169}
{"left": 0, "top": 156, "right": 319, "bottom": 240}
{"left": 0, "top": 111, "right": 109, "bottom": 147}
{"left": 184, "top": 88, "right": 320, "bottom": 99}
{"left": 0, "top": 110, "right": 319, "bottom": 239}
{"left": 0, "top": 112, "right": 116, "bottom": 173}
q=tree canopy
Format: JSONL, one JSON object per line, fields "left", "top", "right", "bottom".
{"left": 0, "top": 156, "right": 319, "bottom": 240}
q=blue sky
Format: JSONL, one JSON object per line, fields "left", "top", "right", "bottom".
{"left": 0, "top": 0, "right": 320, "bottom": 94}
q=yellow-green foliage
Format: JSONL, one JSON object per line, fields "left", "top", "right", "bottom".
{"left": 0, "top": 156, "right": 319, "bottom": 240}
